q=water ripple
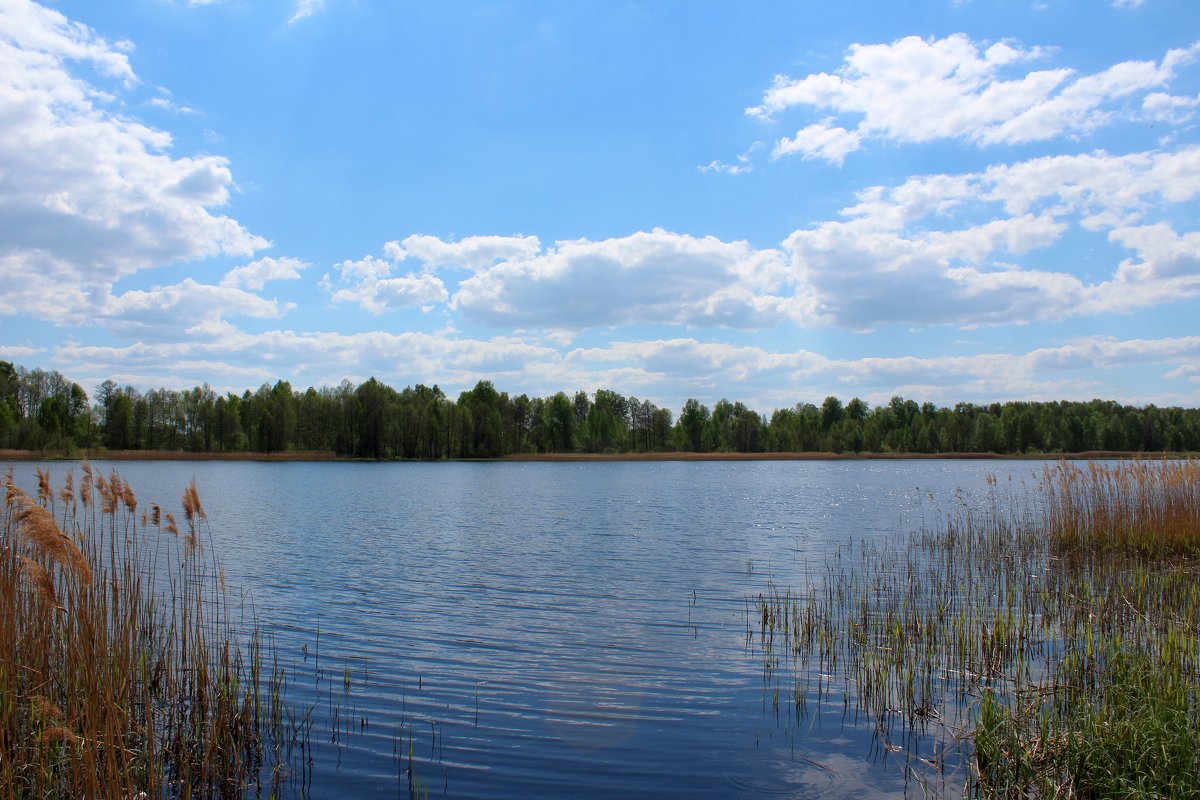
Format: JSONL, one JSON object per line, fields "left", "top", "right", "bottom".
{"left": 8, "top": 458, "right": 1044, "bottom": 798}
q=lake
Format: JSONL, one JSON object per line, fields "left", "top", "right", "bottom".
{"left": 6, "top": 458, "right": 1049, "bottom": 798}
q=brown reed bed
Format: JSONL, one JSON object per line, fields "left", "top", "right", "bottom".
{"left": 1044, "top": 458, "right": 1200, "bottom": 558}
{"left": 1, "top": 464, "right": 302, "bottom": 799}
{"left": 752, "top": 458, "right": 1200, "bottom": 797}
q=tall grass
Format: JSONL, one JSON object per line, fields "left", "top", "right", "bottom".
{"left": 752, "top": 459, "right": 1200, "bottom": 797}
{"left": 1, "top": 465, "right": 300, "bottom": 798}
{"left": 1044, "top": 458, "right": 1200, "bottom": 558}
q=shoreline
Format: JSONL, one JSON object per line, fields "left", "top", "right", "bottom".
{"left": 498, "top": 450, "right": 1149, "bottom": 462}
{"left": 0, "top": 449, "right": 342, "bottom": 462}
{"left": 1, "top": 448, "right": 1169, "bottom": 463}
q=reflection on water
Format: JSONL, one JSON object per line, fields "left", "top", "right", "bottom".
{"left": 6, "top": 459, "right": 1044, "bottom": 798}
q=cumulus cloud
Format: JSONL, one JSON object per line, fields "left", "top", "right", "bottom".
{"left": 0, "top": 344, "right": 45, "bottom": 360}
{"left": 781, "top": 147, "right": 1200, "bottom": 328}
{"left": 449, "top": 229, "right": 798, "bottom": 330}
{"left": 221, "top": 256, "right": 308, "bottom": 290}
{"left": 981, "top": 148, "right": 1200, "bottom": 221}
{"left": 384, "top": 234, "right": 543, "bottom": 273}
{"left": 748, "top": 33, "right": 1200, "bottom": 161}
{"left": 98, "top": 278, "right": 291, "bottom": 337}
{"left": 786, "top": 215, "right": 1077, "bottom": 329}
{"left": 0, "top": 252, "right": 96, "bottom": 323}
{"left": 773, "top": 121, "right": 861, "bottom": 165}
{"left": 1143, "top": 91, "right": 1200, "bottom": 123}
{"left": 1110, "top": 224, "right": 1200, "bottom": 282}
{"left": 1088, "top": 223, "right": 1200, "bottom": 312}
{"left": 322, "top": 255, "right": 449, "bottom": 314}
{"left": 316, "top": 144, "right": 1200, "bottom": 335}
{"left": 0, "top": 0, "right": 267, "bottom": 324}
{"left": 0, "top": 0, "right": 137, "bottom": 83}
{"left": 1165, "top": 364, "right": 1200, "bottom": 383}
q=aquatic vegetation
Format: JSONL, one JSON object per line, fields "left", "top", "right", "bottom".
{"left": 0, "top": 465, "right": 303, "bottom": 798}
{"left": 1044, "top": 458, "right": 1200, "bottom": 558}
{"left": 753, "top": 459, "right": 1200, "bottom": 797}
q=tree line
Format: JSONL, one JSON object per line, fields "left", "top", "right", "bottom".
{"left": 2, "top": 360, "right": 1198, "bottom": 458}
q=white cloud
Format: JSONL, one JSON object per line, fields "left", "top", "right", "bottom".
{"left": 98, "top": 278, "right": 290, "bottom": 337}
{"left": 288, "top": 0, "right": 325, "bottom": 24}
{"left": 310, "top": 143, "right": 1200, "bottom": 337}
{"left": 365, "top": 275, "right": 448, "bottom": 312}
{"left": 0, "top": 344, "right": 45, "bottom": 360}
{"left": 53, "top": 327, "right": 564, "bottom": 397}
{"left": 449, "top": 228, "right": 798, "bottom": 330}
{"left": 0, "top": 0, "right": 268, "bottom": 325}
{"left": 221, "top": 256, "right": 308, "bottom": 290}
{"left": 1112, "top": 0, "right": 1145, "bottom": 7}
{"left": 698, "top": 159, "right": 752, "bottom": 176}
{"left": 384, "top": 234, "right": 542, "bottom": 273}
{"left": 785, "top": 214, "right": 1078, "bottom": 329}
{"left": 983, "top": 52, "right": 1192, "bottom": 144}
{"left": 148, "top": 95, "right": 198, "bottom": 115}
{"left": 773, "top": 121, "right": 861, "bottom": 165}
{"left": 566, "top": 334, "right": 1200, "bottom": 408}
{"left": 1166, "top": 364, "right": 1200, "bottom": 383}
{"left": 40, "top": 320, "right": 1200, "bottom": 411}
{"left": 0, "top": 0, "right": 137, "bottom": 84}
{"left": 748, "top": 34, "right": 1200, "bottom": 161}
{"left": 976, "top": 148, "right": 1200, "bottom": 233}
{"left": 698, "top": 142, "right": 763, "bottom": 175}
{"left": 780, "top": 146, "right": 1200, "bottom": 328}
{"left": 1095, "top": 224, "right": 1200, "bottom": 313}
{"left": 0, "top": 252, "right": 96, "bottom": 323}
{"left": 1143, "top": 91, "right": 1200, "bottom": 123}
{"left": 322, "top": 255, "right": 448, "bottom": 314}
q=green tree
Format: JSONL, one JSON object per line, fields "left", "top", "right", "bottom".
{"left": 677, "top": 398, "right": 709, "bottom": 452}
{"left": 585, "top": 389, "right": 628, "bottom": 453}
{"left": 820, "top": 396, "right": 843, "bottom": 430}
{"left": 545, "top": 392, "right": 575, "bottom": 452}
{"left": 105, "top": 392, "right": 134, "bottom": 450}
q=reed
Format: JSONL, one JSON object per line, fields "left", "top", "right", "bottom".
{"left": 1044, "top": 458, "right": 1200, "bottom": 558}
{"left": 1, "top": 465, "right": 301, "bottom": 799}
{"left": 752, "top": 458, "right": 1200, "bottom": 797}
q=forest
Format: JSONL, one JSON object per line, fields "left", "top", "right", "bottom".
{"left": 2, "top": 360, "right": 1198, "bottom": 458}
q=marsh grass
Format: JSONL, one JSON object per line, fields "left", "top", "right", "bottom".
{"left": 753, "top": 459, "right": 1200, "bottom": 797}
{"left": 1, "top": 465, "right": 303, "bottom": 798}
{"left": 1045, "top": 459, "right": 1200, "bottom": 559}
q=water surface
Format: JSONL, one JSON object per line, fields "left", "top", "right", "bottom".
{"left": 8, "top": 459, "right": 1048, "bottom": 798}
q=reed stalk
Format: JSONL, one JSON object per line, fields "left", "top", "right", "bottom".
{"left": 752, "top": 458, "right": 1200, "bottom": 797}
{"left": 1, "top": 465, "right": 301, "bottom": 799}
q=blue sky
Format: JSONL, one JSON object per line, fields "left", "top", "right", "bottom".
{"left": 2, "top": 0, "right": 1199, "bottom": 413}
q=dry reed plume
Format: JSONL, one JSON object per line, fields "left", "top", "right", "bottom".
{"left": 1044, "top": 458, "right": 1200, "bottom": 557}
{"left": 1, "top": 464, "right": 301, "bottom": 799}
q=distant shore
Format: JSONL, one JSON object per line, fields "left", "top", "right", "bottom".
{"left": 1, "top": 448, "right": 1164, "bottom": 463}
{"left": 0, "top": 449, "right": 342, "bottom": 462}
{"left": 499, "top": 450, "right": 1150, "bottom": 462}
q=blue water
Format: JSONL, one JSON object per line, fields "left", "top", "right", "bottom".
{"left": 6, "top": 459, "right": 1048, "bottom": 798}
